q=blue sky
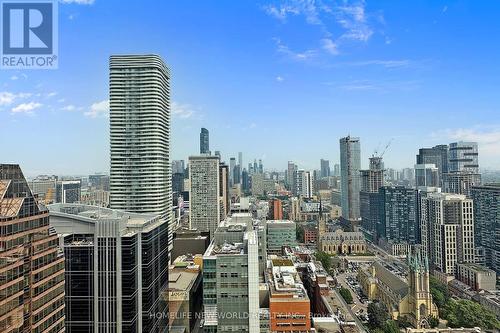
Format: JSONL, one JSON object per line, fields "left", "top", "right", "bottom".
{"left": 1, "top": 0, "right": 499, "bottom": 176}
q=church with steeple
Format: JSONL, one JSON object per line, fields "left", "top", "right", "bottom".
{"left": 406, "top": 246, "right": 439, "bottom": 328}
{"left": 358, "top": 245, "right": 439, "bottom": 328}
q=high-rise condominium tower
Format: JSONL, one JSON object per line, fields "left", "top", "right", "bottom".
{"left": 189, "top": 155, "right": 220, "bottom": 236}
{"left": 200, "top": 127, "right": 210, "bottom": 154}
{"left": 0, "top": 164, "right": 66, "bottom": 333}
{"left": 420, "top": 193, "right": 474, "bottom": 275}
{"left": 471, "top": 184, "right": 500, "bottom": 273}
{"left": 109, "top": 54, "right": 172, "bottom": 236}
{"left": 340, "top": 136, "right": 361, "bottom": 223}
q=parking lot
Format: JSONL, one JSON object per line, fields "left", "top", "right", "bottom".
{"left": 336, "top": 263, "right": 369, "bottom": 323}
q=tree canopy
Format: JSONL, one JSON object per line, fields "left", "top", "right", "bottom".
{"left": 339, "top": 287, "right": 353, "bottom": 304}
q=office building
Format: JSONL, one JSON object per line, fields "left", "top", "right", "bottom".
{"left": 416, "top": 145, "right": 449, "bottom": 186}
{"left": 202, "top": 214, "right": 260, "bottom": 333}
{"left": 471, "top": 184, "right": 500, "bottom": 273}
{"left": 172, "top": 172, "right": 185, "bottom": 195}
{"left": 415, "top": 164, "right": 439, "bottom": 188}
{"left": 287, "top": 161, "right": 297, "bottom": 192}
{"left": 172, "top": 160, "right": 185, "bottom": 174}
{"left": 420, "top": 193, "right": 475, "bottom": 275}
{"left": 109, "top": 54, "right": 172, "bottom": 247}
{"left": 229, "top": 157, "right": 236, "bottom": 186}
{"left": 238, "top": 152, "right": 243, "bottom": 175}
{"left": 333, "top": 163, "right": 340, "bottom": 177}
{"left": 242, "top": 168, "right": 249, "bottom": 193}
{"left": 200, "top": 127, "right": 210, "bottom": 154}
{"left": 377, "top": 186, "right": 418, "bottom": 254}
{"left": 88, "top": 174, "right": 110, "bottom": 191}
{"left": 320, "top": 159, "right": 330, "bottom": 178}
{"left": 340, "top": 136, "right": 361, "bottom": 222}
{"left": 266, "top": 220, "right": 297, "bottom": 255}
{"left": 0, "top": 164, "right": 65, "bottom": 333}
{"left": 56, "top": 180, "right": 81, "bottom": 204}
{"left": 251, "top": 173, "right": 275, "bottom": 196}
{"left": 189, "top": 155, "right": 220, "bottom": 236}
{"left": 29, "top": 175, "right": 58, "bottom": 203}
{"left": 79, "top": 188, "right": 110, "bottom": 207}
{"left": 49, "top": 203, "right": 168, "bottom": 332}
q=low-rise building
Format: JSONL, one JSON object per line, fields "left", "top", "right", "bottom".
{"left": 303, "top": 224, "right": 318, "bottom": 244}
{"left": 267, "top": 258, "right": 311, "bottom": 332}
{"left": 456, "top": 263, "right": 496, "bottom": 291}
{"left": 167, "top": 256, "right": 202, "bottom": 333}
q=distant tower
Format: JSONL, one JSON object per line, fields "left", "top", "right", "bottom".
{"left": 406, "top": 246, "right": 439, "bottom": 329}
{"left": 200, "top": 128, "right": 210, "bottom": 154}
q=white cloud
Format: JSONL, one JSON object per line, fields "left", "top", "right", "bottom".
{"left": 10, "top": 75, "right": 18, "bottom": 80}
{"left": 274, "top": 38, "right": 317, "bottom": 61}
{"left": 265, "top": 1, "right": 379, "bottom": 58}
{"left": 336, "top": 2, "right": 373, "bottom": 42}
{"left": 84, "top": 99, "right": 109, "bottom": 118}
{"left": 276, "top": 76, "right": 284, "bottom": 82}
{"left": 60, "top": 0, "right": 95, "bottom": 4}
{"left": 263, "top": 1, "right": 320, "bottom": 25}
{"left": 321, "top": 38, "right": 339, "bottom": 55}
{"left": 46, "top": 92, "right": 57, "bottom": 98}
{"left": 11, "top": 102, "right": 42, "bottom": 114}
{"left": 61, "top": 105, "right": 76, "bottom": 111}
{"left": 172, "top": 102, "right": 196, "bottom": 119}
{"left": 0, "top": 91, "right": 31, "bottom": 106}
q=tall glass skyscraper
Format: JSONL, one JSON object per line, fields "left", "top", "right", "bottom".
{"left": 200, "top": 127, "right": 210, "bottom": 154}
{"left": 340, "top": 136, "right": 361, "bottom": 223}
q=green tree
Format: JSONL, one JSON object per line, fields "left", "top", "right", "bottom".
{"left": 443, "top": 299, "right": 500, "bottom": 330}
{"left": 428, "top": 316, "right": 439, "bottom": 328}
{"left": 314, "top": 251, "right": 331, "bottom": 271}
{"left": 339, "top": 287, "right": 353, "bottom": 304}
{"left": 368, "top": 302, "right": 389, "bottom": 329}
{"left": 429, "top": 276, "right": 450, "bottom": 311}
{"left": 383, "top": 320, "right": 400, "bottom": 333}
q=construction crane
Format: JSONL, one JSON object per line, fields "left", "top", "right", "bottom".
{"left": 380, "top": 138, "right": 393, "bottom": 158}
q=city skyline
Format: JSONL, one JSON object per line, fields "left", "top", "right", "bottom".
{"left": 1, "top": 0, "right": 500, "bottom": 175}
